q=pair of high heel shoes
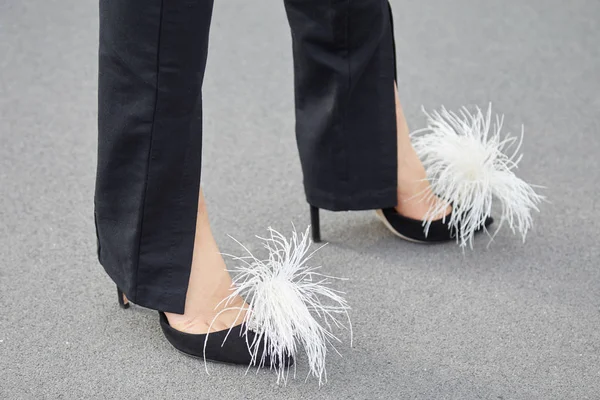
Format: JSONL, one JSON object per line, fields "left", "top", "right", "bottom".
{"left": 118, "top": 205, "right": 493, "bottom": 368}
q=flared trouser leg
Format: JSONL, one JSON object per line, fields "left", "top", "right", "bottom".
{"left": 95, "top": 0, "right": 398, "bottom": 313}
{"left": 284, "top": 0, "right": 398, "bottom": 211}
{"left": 95, "top": 0, "right": 214, "bottom": 313}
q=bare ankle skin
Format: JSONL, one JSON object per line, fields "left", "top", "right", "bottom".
{"left": 165, "top": 190, "right": 248, "bottom": 334}
{"left": 393, "top": 85, "right": 451, "bottom": 220}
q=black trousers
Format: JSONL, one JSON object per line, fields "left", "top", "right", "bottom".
{"left": 95, "top": 0, "right": 398, "bottom": 313}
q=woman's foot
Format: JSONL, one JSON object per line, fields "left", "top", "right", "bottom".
{"left": 153, "top": 190, "right": 294, "bottom": 368}
{"left": 393, "top": 85, "right": 451, "bottom": 221}
{"left": 377, "top": 85, "right": 493, "bottom": 243}
{"left": 164, "top": 190, "right": 248, "bottom": 334}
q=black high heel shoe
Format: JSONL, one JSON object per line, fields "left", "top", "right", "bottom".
{"left": 309, "top": 206, "right": 493, "bottom": 243}
{"left": 116, "top": 287, "right": 293, "bottom": 367}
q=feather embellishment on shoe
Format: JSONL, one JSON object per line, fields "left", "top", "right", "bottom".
{"left": 211, "top": 226, "right": 352, "bottom": 385}
{"left": 411, "top": 104, "right": 544, "bottom": 247}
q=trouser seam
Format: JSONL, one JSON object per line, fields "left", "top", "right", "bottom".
{"left": 134, "top": 0, "right": 165, "bottom": 304}
{"left": 341, "top": 0, "right": 351, "bottom": 196}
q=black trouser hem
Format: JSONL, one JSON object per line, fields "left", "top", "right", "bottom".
{"left": 306, "top": 186, "right": 398, "bottom": 212}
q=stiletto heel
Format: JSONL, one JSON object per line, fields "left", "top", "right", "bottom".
{"left": 117, "top": 287, "right": 130, "bottom": 309}
{"left": 310, "top": 205, "right": 321, "bottom": 243}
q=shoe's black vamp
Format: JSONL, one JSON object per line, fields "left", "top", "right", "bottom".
{"left": 381, "top": 208, "right": 494, "bottom": 243}
{"left": 158, "top": 312, "right": 293, "bottom": 367}
{"left": 381, "top": 208, "right": 452, "bottom": 242}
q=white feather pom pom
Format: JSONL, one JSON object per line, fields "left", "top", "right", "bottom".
{"left": 411, "top": 104, "right": 544, "bottom": 247}
{"left": 216, "top": 226, "right": 352, "bottom": 385}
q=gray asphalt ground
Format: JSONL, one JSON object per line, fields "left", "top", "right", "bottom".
{"left": 1, "top": 0, "right": 599, "bottom": 399}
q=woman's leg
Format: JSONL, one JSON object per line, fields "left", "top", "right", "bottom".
{"left": 164, "top": 190, "right": 247, "bottom": 333}
{"left": 284, "top": 0, "right": 449, "bottom": 217}
{"left": 394, "top": 86, "right": 452, "bottom": 219}
{"left": 95, "top": 1, "right": 246, "bottom": 328}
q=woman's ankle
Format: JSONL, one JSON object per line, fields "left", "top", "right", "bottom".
{"left": 164, "top": 189, "right": 248, "bottom": 334}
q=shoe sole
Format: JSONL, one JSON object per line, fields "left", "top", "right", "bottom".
{"left": 172, "top": 345, "right": 294, "bottom": 369}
